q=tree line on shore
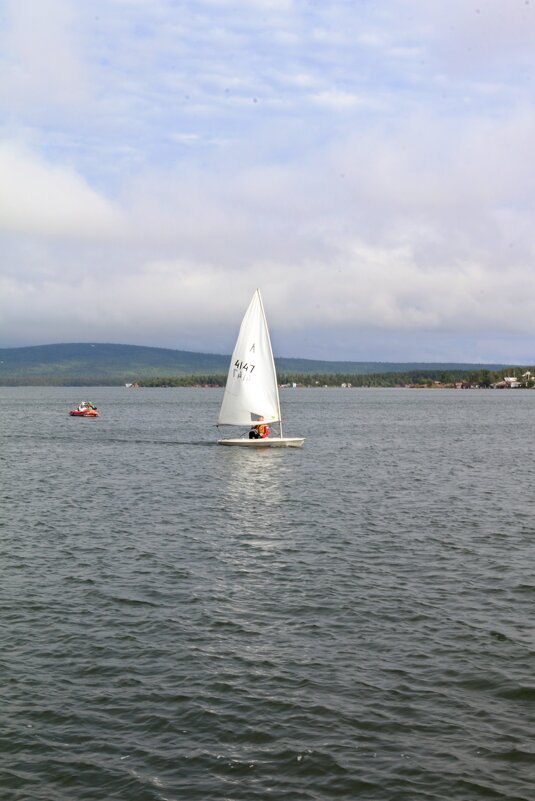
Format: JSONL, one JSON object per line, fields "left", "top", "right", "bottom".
{"left": 138, "top": 367, "right": 535, "bottom": 388}
{"left": 1, "top": 367, "right": 532, "bottom": 388}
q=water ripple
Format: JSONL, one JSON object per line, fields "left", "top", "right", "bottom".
{"left": 1, "top": 387, "right": 534, "bottom": 800}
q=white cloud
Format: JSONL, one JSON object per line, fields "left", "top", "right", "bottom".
{"left": 0, "top": 0, "right": 87, "bottom": 109}
{"left": 310, "top": 89, "right": 382, "bottom": 110}
{"left": 1, "top": 0, "right": 535, "bottom": 361}
{"left": 201, "top": 0, "right": 294, "bottom": 10}
{"left": 0, "top": 141, "right": 124, "bottom": 238}
{"left": 4, "top": 98, "right": 535, "bottom": 356}
{"left": 395, "top": 0, "right": 535, "bottom": 77}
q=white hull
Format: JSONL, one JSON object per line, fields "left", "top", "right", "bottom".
{"left": 217, "top": 436, "right": 304, "bottom": 448}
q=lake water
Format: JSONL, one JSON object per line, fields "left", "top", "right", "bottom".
{"left": 1, "top": 386, "right": 534, "bottom": 801}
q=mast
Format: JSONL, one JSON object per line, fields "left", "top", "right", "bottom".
{"left": 256, "top": 288, "right": 283, "bottom": 438}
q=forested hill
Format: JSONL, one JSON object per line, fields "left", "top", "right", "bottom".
{"left": 0, "top": 342, "right": 511, "bottom": 385}
{"left": 0, "top": 343, "right": 229, "bottom": 382}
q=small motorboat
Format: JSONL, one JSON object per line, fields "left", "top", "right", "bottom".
{"left": 70, "top": 401, "right": 99, "bottom": 417}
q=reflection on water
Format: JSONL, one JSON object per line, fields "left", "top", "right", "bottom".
{"left": 219, "top": 449, "right": 292, "bottom": 551}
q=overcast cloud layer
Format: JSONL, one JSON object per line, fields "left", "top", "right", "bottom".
{"left": 1, "top": 0, "right": 535, "bottom": 361}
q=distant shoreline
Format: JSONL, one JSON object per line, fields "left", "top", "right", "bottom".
{"left": 1, "top": 374, "right": 534, "bottom": 390}
{"left": 0, "top": 344, "right": 532, "bottom": 388}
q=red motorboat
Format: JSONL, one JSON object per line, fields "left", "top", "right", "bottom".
{"left": 70, "top": 401, "right": 99, "bottom": 417}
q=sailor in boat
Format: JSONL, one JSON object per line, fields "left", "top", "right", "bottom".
{"left": 249, "top": 417, "right": 270, "bottom": 440}
{"left": 78, "top": 401, "right": 98, "bottom": 412}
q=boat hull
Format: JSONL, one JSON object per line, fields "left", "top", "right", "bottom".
{"left": 217, "top": 437, "right": 304, "bottom": 448}
{"left": 69, "top": 410, "right": 99, "bottom": 417}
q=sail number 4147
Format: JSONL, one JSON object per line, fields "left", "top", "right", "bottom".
{"left": 233, "top": 359, "right": 255, "bottom": 379}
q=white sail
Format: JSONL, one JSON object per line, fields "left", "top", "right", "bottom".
{"left": 218, "top": 290, "right": 281, "bottom": 427}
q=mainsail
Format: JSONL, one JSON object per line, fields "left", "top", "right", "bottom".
{"left": 218, "top": 290, "right": 281, "bottom": 427}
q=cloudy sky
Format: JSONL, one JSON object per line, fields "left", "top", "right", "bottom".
{"left": 1, "top": 0, "right": 534, "bottom": 362}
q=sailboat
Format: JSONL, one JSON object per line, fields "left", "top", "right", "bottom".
{"left": 217, "top": 290, "right": 305, "bottom": 447}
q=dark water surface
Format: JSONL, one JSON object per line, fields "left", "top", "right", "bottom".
{"left": 1, "top": 387, "right": 534, "bottom": 800}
